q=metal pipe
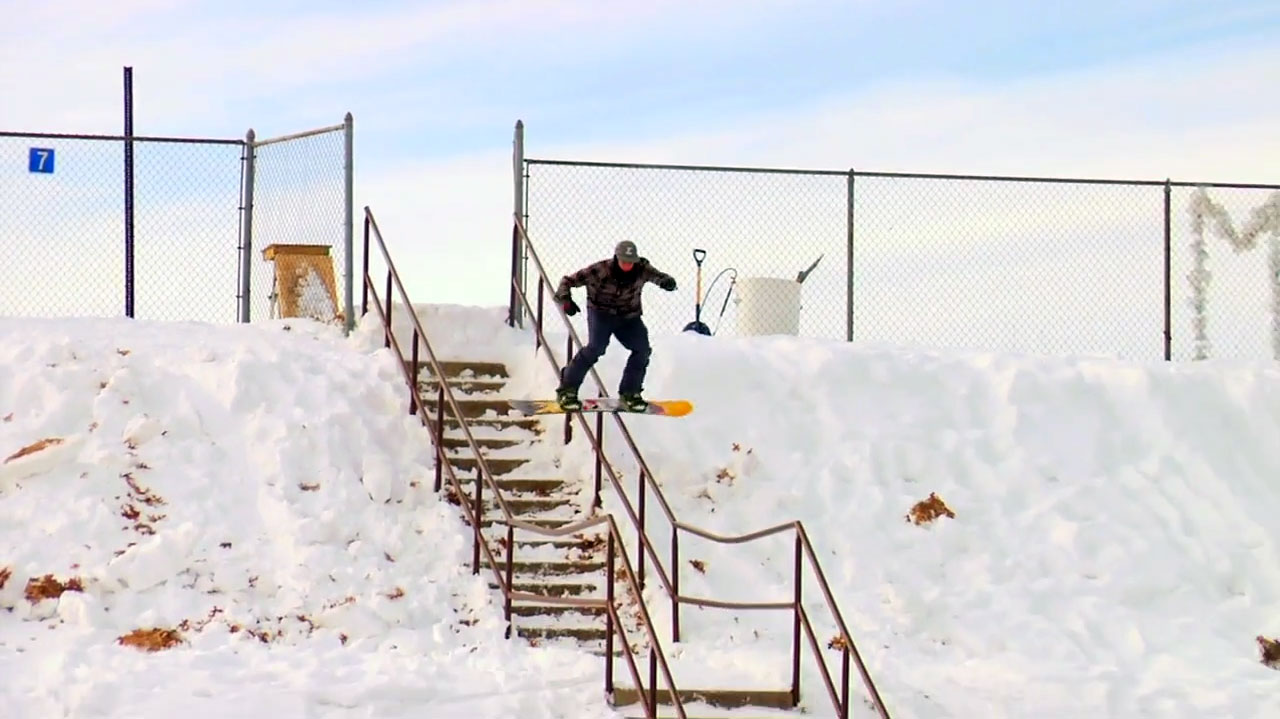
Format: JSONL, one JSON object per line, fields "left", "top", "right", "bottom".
{"left": 792, "top": 532, "right": 802, "bottom": 706}
{"left": 1163, "top": 180, "right": 1172, "bottom": 361}
{"left": 123, "top": 66, "right": 135, "bottom": 319}
{"left": 238, "top": 129, "right": 256, "bottom": 323}
{"left": 472, "top": 467, "right": 482, "bottom": 574}
{"left": 342, "top": 112, "right": 355, "bottom": 334}
{"left": 251, "top": 122, "right": 347, "bottom": 147}
{"left": 846, "top": 170, "right": 855, "bottom": 342}
{"left": 605, "top": 530, "right": 616, "bottom": 693}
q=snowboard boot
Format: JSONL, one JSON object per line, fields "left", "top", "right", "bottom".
{"left": 618, "top": 391, "right": 647, "bottom": 412}
{"left": 556, "top": 386, "right": 582, "bottom": 411}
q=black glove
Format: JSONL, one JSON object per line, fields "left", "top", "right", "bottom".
{"left": 562, "top": 299, "right": 580, "bottom": 316}
{"left": 658, "top": 276, "right": 677, "bottom": 291}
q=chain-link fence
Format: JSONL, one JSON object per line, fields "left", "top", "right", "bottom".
{"left": 0, "top": 115, "right": 353, "bottom": 328}
{"left": 517, "top": 152, "right": 1280, "bottom": 362}
{"left": 245, "top": 121, "right": 353, "bottom": 327}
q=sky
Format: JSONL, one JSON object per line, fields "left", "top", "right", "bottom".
{"left": 2, "top": 0, "right": 1279, "bottom": 352}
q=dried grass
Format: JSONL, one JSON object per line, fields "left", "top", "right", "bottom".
{"left": 906, "top": 492, "right": 955, "bottom": 526}
{"left": 24, "top": 574, "right": 84, "bottom": 603}
{"left": 4, "top": 437, "right": 63, "bottom": 464}
{"left": 118, "top": 627, "right": 183, "bottom": 652}
{"left": 1259, "top": 635, "right": 1280, "bottom": 669}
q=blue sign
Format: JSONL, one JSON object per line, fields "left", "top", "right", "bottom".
{"left": 28, "top": 147, "right": 55, "bottom": 174}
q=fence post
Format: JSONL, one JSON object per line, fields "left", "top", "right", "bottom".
{"left": 846, "top": 169, "right": 855, "bottom": 342}
{"left": 510, "top": 120, "right": 526, "bottom": 328}
{"left": 343, "top": 112, "right": 355, "bottom": 335}
{"left": 238, "top": 129, "right": 257, "bottom": 323}
{"left": 123, "top": 66, "right": 135, "bottom": 319}
{"left": 1163, "top": 179, "right": 1172, "bottom": 361}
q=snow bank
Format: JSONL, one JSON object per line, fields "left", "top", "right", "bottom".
{"left": 507, "top": 313, "right": 1280, "bottom": 718}
{"left": 0, "top": 316, "right": 615, "bottom": 719}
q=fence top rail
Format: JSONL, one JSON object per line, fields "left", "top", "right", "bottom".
{"left": 525, "top": 156, "right": 1280, "bottom": 190}
{"left": 0, "top": 130, "right": 244, "bottom": 145}
{"left": 525, "top": 157, "right": 850, "bottom": 177}
{"left": 853, "top": 169, "right": 1280, "bottom": 190}
{"left": 253, "top": 122, "right": 347, "bottom": 148}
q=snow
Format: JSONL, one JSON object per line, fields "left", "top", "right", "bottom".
{"left": 0, "top": 316, "right": 611, "bottom": 719}
{"left": 5, "top": 305, "right": 1280, "bottom": 718}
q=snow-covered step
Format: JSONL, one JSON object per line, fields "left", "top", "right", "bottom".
{"left": 440, "top": 416, "right": 541, "bottom": 432}
{"left": 410, "top": 359, "right": 509, "bottom": 379}
{"left": 437, "top": 435, "right": 527, "bottom": 451}
{"left": 509, "top": 603, "right": 607, "bottom": 619}
{"left": 495, "top": 579, "right": 601, "bottom": 597}
{"left": 446, "top": 455, "right": 531, "bottom": 475}
{"left": 421, "top": 397, "right": 522, "bottom": 419}
{"left": 418, "top": 377, "right": 508, "bottom": 396}
{"left": 475, "top": 515, "right": 587, "bottom": 530}
{"left": 517, "top": 625, "right": 607, "bottom": 643}
{"left": 455, "top": 476, "right": 566, "bottom": 494}
{"left": 610, "top": 687, "right": 796, "bottom": 712}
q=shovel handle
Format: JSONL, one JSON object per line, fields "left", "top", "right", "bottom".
{"left": 692, "top": 249, "right": 706, "bottom": 265}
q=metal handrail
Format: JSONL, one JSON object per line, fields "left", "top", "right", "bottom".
{"left": 510, "top": 214, "right": 892, "bottom": 719}
{"left": 360, "top": 206, "right": 688, "bottom": 719}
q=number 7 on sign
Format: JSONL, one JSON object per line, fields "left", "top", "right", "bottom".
{"left": 28, "top": 148, "right": 55, "bottom": 174}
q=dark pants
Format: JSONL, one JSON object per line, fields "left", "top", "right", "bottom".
{"left": 560, "top": 307, "right": 651, "bottom": 394}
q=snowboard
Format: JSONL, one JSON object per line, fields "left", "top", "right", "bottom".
{"left": 507, "top": 398, "right": 692, "bottom": 417}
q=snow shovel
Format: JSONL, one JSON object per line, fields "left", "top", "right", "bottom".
{"left": 682, "top": 248, "right": 712, "bottom": 335}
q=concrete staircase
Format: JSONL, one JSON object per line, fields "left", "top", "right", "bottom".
{"left": 416, "top": 360, "right": 616, "bottom": 655}
{"left": 418, "top": 359, "right": 797, "bottom": 717}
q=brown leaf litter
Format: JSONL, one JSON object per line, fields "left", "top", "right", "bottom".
{"left": 4, "top": 437, "right": 64, "bottom": 464}
{"left": 906, "top": 492, "right": 955, "bottom": 526}
{"left": 24, "top": 574, "right": 84, "bottom": 603}
{"left": 117, "top": 627, "right": 183, "bottom": 652}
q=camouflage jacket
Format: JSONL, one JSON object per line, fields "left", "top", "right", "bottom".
{"left": 554, "top": 258, "right": 673, "bottom": 318}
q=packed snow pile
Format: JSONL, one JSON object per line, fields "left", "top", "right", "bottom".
{"left": 439, "top": 303, "right": 1280, "bottom": 718}
{"left": 0, "top": 316, "right": 611, "bottom": 719}
{"left": 7, "top": 301, "right": 1280, "bottom": 719}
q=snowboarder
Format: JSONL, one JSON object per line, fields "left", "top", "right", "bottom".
{"left": 553, "top": 240, "right": 677, "bottom": 412}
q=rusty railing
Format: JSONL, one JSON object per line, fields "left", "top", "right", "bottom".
{"left": 508, "top": 214, "right": 892, "bottom": 719}
{"left": 360, "top": 206, "right": 688, "bottom": 719}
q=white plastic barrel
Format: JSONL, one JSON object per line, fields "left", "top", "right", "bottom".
{"left": 733, "top": 276, "right": 801, "bottom": 336}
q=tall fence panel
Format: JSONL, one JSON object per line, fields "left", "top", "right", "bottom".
{"left": 0, "top": 134, "right": 131, "bottom": 318}
{"left": 520, "top": 149, "right": 1280, "bottom": 362}
{"left": 850, "top": 173, "right": 1167, "bottom": 359}
{"left": 0, "top": 116, "right": 353, "bottom": 328}
{"left": 246, "top": 115, "right": 354, "bottom": 329}
{"left": 524, "top": 160, "right": 850, "bottom": 340}
{"left": 132, "top": 138, "right": 246, "bottom": 321}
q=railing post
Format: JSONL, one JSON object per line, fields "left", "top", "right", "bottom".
{"left": 361, "top": 212, "right": 370, "bottom": 316}
{"left": 647, "top": 648, "right": 658, "bottom": 718}
{"left": 409, "top": 329, "right": 420, "bottom": 416}
{"left": 472, "top": 466, "right": 483, "bottom": 574}
{"left": 433, "top": 384, "right": 445, "bottom": 492}
{"left": 637, "top": 469, "right": 646, "bottom": 590}
{"left": 593, "top": 412, "right": 604, "bottom": 508}
{"left": 535, "top": 277, "right": 545, "bottom": 351}
{"left": 508, "top": 222, "right": 522, "bottom": 329}
{"left": 670, "top": 525, "right": 680, "bottom": 642}
{"left": 563, "top": 333, "right": 573, "bottom": 445}
{"left": 505, "top": 523, "right": 515, "bottom": 633}
{"left": 605, "top": 529, "right": 616, "bottom": 694}
{"left": 791, "top": 532, "right": 802, "bottom": 707}
{"left": 384, "top": 270, "right": 393, "bottom": 348}
{"left": 841, "top": 646, "right": 851, "bottom": 719}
